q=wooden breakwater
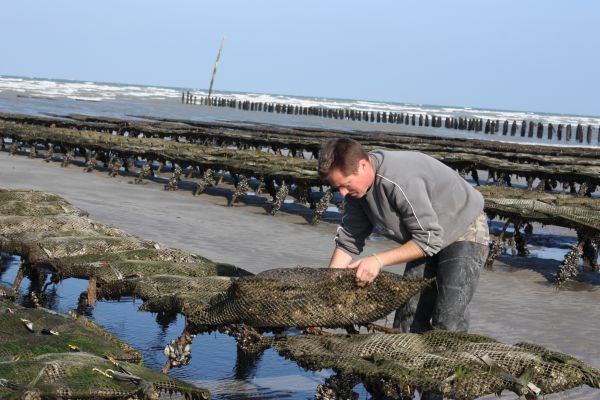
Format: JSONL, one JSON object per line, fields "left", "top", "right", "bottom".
{"left": 184, "top": 94, "right": 600, "bottom": 146}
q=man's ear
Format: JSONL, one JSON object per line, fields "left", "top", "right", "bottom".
{"left": 358, "top": 158, "right": 369, "bottom": 172}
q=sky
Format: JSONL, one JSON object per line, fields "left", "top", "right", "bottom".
{"left": 1, "top": 0, "right": 599, "bottom": 116}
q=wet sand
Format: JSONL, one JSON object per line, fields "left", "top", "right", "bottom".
{"left": 0, "top": 151, "right": 599, "bottom": 399}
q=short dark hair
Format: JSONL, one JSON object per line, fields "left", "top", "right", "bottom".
{"left": 318, "top": 138, "right": 369, "bottom": 180}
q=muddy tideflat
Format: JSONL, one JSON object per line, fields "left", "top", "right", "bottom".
{"left": 1, "top": 151, "right": 599, "bottom": 399}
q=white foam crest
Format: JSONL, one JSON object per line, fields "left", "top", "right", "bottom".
{"left": 0, "top": 77, "right": 182, "bottom": 101}
{"left": 1, "top": 76, "right": 599, "bottom": 127}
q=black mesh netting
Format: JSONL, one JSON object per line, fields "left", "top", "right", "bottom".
{"left": 262, "top": 330, "right": 600, "bottom": 399}
{"left": 194, "top": 267, "right": 434, "bottom": 329}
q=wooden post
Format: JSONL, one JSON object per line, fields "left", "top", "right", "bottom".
{"left": 502, "top": 120, "right": 509, "bottom": 135}
{"left": 485, "top": 119, "right": 491, "bottom": 134}
{"left": 586, "top": 125, "right": 593, "bottom": 144}
{"left": 557, "top": 124, "right": 563, "bottom": 141}
{"left": 547, "top": 123, "right": 553, "bottom": 140}
{"left": 87, "top": 276, "right": 97, "bottom": 306}
{"left": 566, "top": 124, "right": 572, "bottom": 142}
{"left": 510, "top": 120, "right": 517, "bottom": 136}
{"left": 521, "top": 120, "right": 527, "bottom": 137}
{"left": 528, "top": 121, "right": 534, "bottom": 137}
{"left": 576, "top": 124, "right": 583, "bottom": 143}
{"left": 537, "top": 122, "right": 544, "bottom": 139}
{"left": 12, "top": 265, "right": 26, "bottom": 290}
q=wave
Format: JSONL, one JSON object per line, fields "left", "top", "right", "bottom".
{"left": 1, "top": 75, "right": 599, "bottom": 127}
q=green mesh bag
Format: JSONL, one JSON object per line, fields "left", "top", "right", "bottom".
{"left": 0, "top": 353, "right": 210, "bottom": 400}
{"left": 0, "top": 189, "right": 87, "bottom": 217}
{"left": 0, "top": 299, "right": 140, "bottom": 363}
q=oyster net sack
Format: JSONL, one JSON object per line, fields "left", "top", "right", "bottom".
{"left": 0, "top": 189, "right": 87, "bottom": 217}
{"left": 268, "top": 330, "right": 600, "bottom": 399}
{"left": 0, "top": 352, "right": 210, "bottom": 400}
{"left": 195, "top": 267, "right": 434, "bottom": 329}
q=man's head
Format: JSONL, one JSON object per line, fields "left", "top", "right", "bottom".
{"left": 318, "top": 138, "right": 374, "bottom": 198}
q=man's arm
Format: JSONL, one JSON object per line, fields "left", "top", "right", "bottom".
{"left": 335, "top": 198, "right": 373, "bottom": 256}
{"left": 328, "top": 247, "right": 353, "bottom": 268}
{"left": 349, "top": 239, "right": 425, "bottom": 287}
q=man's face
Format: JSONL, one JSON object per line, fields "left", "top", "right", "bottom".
{"left": 328, "top": 159, "right": 372, "bottom": 199}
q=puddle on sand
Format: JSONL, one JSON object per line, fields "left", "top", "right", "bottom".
{"left": 0, "top": 254, "right": 362, "bottom": 400}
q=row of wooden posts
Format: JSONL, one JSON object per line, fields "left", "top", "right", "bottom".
{"left": 181, "top": 93, "right": 599, "bottom": 145}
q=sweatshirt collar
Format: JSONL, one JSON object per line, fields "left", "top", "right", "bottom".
{"left": 365, "top": 151, "right": 382, "bottom": 196}
{"left": 369, "top": 150, "right": 383, "bottom": 173}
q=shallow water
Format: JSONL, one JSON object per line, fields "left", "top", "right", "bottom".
{"left": 0, "top": 254, "right": 339, "bottom": 400}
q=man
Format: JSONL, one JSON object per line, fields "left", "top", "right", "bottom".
{"left": 318, "top": 138, "right": 489, "bottom": 333}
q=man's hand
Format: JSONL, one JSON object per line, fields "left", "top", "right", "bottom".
{"left": 348, "top": 256, "right": 382, "bottom": 287}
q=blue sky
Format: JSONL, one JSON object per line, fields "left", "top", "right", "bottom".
{"left": 1, "top": 0, "right": 598, "bottom": 116}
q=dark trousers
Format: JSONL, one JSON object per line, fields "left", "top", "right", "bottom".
{"left": 393, "top": 240, "right": 488, "bottom": 333}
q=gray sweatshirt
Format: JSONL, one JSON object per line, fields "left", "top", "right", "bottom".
{"left": 335, "top": 150, "right": 484, "bottom": 257}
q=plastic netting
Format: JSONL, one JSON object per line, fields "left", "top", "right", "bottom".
{"left": 1, "top": 232, "right": 153, "bottom": 264}
{"left": 196, "top": 267, "right": 434, "bottom": 329}
{"left": 98, "top": 274, "right": 233, "bottom": 312}
{"left": 0, "top": 299, "right": 139, "bottom": 363}
{"left": 55, "top": 259, "right": 250, "bottom": 284}
{"left": 0, "top": 189, "right": 87, "bottom": 217}
{"left": 0, "top": 352, "right": 210, "bottom": 399}
{"left": 481, "top": 186, "right": 600, "bottom": 233}
{"left": 0, "top": 215, "right": 125, "bottom": 237}
{"left": 266, "top": 330, "right": 600, "bottom": 399}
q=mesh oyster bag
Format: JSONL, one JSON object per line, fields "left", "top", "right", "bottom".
{"left": 0, "top": 215, "right": 125, "bottom": 237}
{"left": 0, "top": 232, "right": 153, "bottom": 264}
{"left": 57, "top": 259, "right": 250, "bottom": 284}
{"left": 196, "top": 267, "right": 434, "bottom": 329}
{"left": 0, "top": 188, "right": 87, "bottom": 217}
{"left": 0, "top": 352, "right": 210, "bottom": 400}
{"left": 268, "top": 330, "right": 600, "bottom": 399}
{"left": 0, "top": 299, "right": 140, "bottom": 363}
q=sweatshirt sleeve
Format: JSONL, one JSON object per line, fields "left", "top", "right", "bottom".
{"left": 335, "top": 198, "right": 373, "bottom": 255}
{"left": 391, "top": 178, "right": 444, "bottom": 256}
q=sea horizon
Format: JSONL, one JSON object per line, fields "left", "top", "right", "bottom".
{"left": 1, "top": 74, "right": 599, "bottom": 149}
{"left": 2, "top": 74, "right": 600, "bottom": 120}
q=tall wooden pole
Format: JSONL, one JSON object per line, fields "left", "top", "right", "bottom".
{"left": 208, "top": 37, "right": 225, "bottom": 100}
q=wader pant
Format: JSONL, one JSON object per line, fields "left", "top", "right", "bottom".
{"left": 393, "top": 240, "right": 489, "bottom": 333}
